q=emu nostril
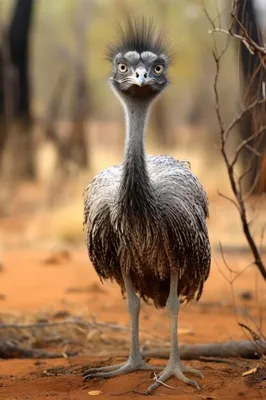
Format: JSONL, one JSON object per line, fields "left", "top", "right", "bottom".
{"left": 136, "top": 72, "right": 139, "bottom": 78}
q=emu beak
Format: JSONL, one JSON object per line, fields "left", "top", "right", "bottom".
{"left": 134, "top": 66, "right": 148, "bottom": 87}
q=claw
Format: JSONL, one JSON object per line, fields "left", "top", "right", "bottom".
{"left": 82, "top": 359, "right": 162, "bottom": 382}
{"left": 187, "top": 379, "right": 202, "bottom": 390}
{"left": 181, "top": 365, "right": 204, "bottom": 380}
{"left": 145, "top": 362, "right": 203, "bottom": 394}
{"left": 83, "top": 363, "right": 124, "bottom": 377}
{"left": 83, "top": 366, "right": 130, "bottom": 381}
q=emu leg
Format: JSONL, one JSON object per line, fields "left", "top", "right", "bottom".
{"left": 83, "top": 271, "right": 162, "bottom": 381}
{"left": 145, "top": 271, "right": 203, "bottom": 395}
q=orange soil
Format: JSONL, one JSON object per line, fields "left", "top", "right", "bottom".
{"left": 0, "top": 247, "right": 265, "bottom": 399}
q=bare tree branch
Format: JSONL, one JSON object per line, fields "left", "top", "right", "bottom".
{"left": 231, "top": 125, "right": 266, "bottom": 167}
{"left": 204, "top": 2, "right": 266, "bottom": 282}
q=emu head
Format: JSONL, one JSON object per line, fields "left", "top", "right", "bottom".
{"left": 107, "top": 18, "right": 172, "bottom": 102}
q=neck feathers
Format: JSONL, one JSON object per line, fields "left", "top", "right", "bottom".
{"left": 114, "top": 95, "right": 159, "bottom": 250}
{"left": 119, "top": 101, "right": 153, "bottom": 207}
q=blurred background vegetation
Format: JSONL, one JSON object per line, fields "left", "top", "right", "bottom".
{"left": 0, "top": 0, "right": 235, "bottom": 118}
{"left": 0, "top": 0, "right": 264, "bottom": 247}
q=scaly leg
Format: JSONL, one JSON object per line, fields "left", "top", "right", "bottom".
{"left": 145, "top": 271, "right": 203, "bottom": 394}
{"left": 83, "top": 271, "right": 162, "bottom": 381}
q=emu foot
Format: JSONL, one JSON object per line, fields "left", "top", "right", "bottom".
{"left": 145, "top": 362, "right": 203, "bottom": 395}
{"left": 83, "top": 358, "right": 163, "bottom": 381}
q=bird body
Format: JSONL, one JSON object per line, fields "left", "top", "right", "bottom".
{"left": 84, "top": 155, "right": 210, "bottom": 307}
{"left": 83, "top": 18, "right": 211, "bottom": 394}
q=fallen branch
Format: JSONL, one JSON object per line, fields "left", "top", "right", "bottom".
{"left": 0, "top": 341, "right": 63, "bottom": 359}
{"left": 1, "top": 339, "right": 265, "bottom": 361}
{"left": 142, "top": 340, "right": 266, "bottom": 360}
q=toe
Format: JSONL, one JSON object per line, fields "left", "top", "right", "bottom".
{"left": 83, "top": 361, "right": 144, "bottom": 381}
{"left": 182, "top": 366, "right": 204, "bottom": 379}
{"left": 174, "top": 368, "right": 201, "bottom": 390}
{"left": 82, "top": 363, "right": 124, "bottom": 377}
{"left": 83, "top": 367, "right": 126, "bottom": 381}
{"left": 145, "top": 381, "right": 161, "bottom": 395}
{"left": 187, "top": 379, "right": 202, "bottom": 390}
{"left": 145, "top": 369, "right": 172, "bottom": 395}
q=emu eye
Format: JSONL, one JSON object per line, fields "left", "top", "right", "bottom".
{"left": 154, "top": 64, "right": 164, "bottom": 75}
{"left": 118, "top": 63, "right": 128, "bottom": 73}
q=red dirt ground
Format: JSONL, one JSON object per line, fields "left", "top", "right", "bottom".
{"left": 0, "top": 245, "right": 265, "bottom": 399}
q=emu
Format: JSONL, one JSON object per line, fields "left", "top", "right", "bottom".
{"left": 83, "top": 18, "right": 211, "bottom": 394}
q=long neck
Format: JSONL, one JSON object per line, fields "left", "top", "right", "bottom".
{"left": 119, "top": 99, "right": 152, "bottom": 203}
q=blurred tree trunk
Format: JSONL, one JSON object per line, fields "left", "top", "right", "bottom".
{"left": 235, "top": 0, "right": 266, "bottom": 194}
{"left": 69, "top": 63, "right": 89, "bottom": 169}
{"left": 0, "top": 0, "right": 34, "bottom": 181}
{"left": 68, "top": 0, "right": 91, "bottom": 169}
{"left": 57, "top": 0, "right": 90, "bottom": 175}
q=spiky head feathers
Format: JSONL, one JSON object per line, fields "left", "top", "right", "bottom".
{"left": 106, "top": 17, "right": 172, "bottom": 64}
{"left": 107, "top": 18, "right": 172, "bottom": 100}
